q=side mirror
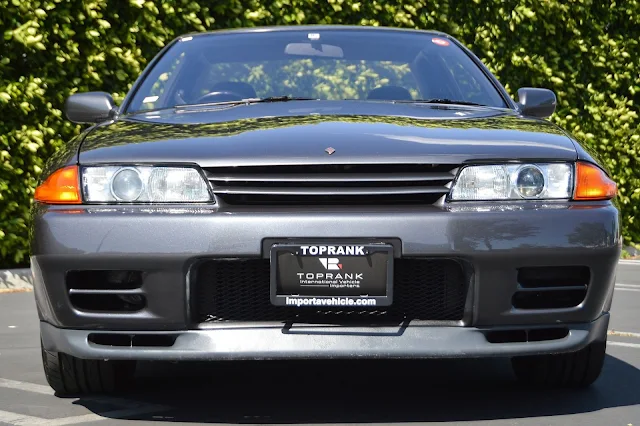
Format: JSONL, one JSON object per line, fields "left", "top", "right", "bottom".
{"left": 516, "top": 87, "right": 556, "bottom": 118}
{"left": 64, "top": 92, "right": 117, "bottom": 124}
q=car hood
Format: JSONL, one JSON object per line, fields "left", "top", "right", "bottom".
{"left": 79, "top": 101, "right": 577, "bottom": 167}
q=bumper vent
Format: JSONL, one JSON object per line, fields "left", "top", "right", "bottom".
{"left": 485, "top": 327, "right": 569, "bottom": 344}
{"left": 512, "top": 266, "right": 590, "bottom": 310}
{"left": 66, "top": 270, "right": 145, "bottom": 312}
{"left": 203, "top": 164, "right": 457, "bottom": 205}
{"left": 193, "top": 258, "right": 469, "bottom": 324}
{"left": 88, "top": 333, "right": 176, "bottom": 348}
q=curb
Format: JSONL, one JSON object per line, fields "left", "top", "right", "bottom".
{"left": 0, "top": 268, "right": 33, "bottom": 293}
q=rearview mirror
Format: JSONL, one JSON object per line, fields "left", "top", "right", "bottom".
{"left": 516, "top": 88, "right": 556, "bottom": 118}
{"left": 64, "top": 92, "right": 117, "bottom": 124}
{"left": 285, "top": 43, "right": 344, "bottom": 58}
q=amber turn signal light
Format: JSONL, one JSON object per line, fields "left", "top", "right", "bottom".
{"left": 574, "top": 162, "right": 617, "bottom": 201}
{"left": 34, "top": 166, "right": 81, "bottom": 204}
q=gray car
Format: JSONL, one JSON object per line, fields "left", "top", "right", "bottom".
{"left": 32, "top": 26, "right": 620, "bottom": 395}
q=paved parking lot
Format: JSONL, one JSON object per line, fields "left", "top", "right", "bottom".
{"left": 1, "top": 262, "right": 639, "bottom": 426}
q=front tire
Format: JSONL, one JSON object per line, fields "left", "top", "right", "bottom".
{"left": 511, "top": 340, "right": 606, "bottom": 388}
{"left": 41, "top": 341, "right": 136, "bottom": 395}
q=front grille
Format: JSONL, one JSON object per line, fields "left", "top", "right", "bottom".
{"left": 193, "top": 258, "right": 468, "bottom": 324}
{"left": 203, "top": 164, "right": 457, "bottom": 205}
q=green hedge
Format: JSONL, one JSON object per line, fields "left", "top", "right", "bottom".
{"left": 1, "top": 0, "right": 638, "bottom": 267}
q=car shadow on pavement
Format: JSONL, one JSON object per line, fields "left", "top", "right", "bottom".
{"left": 72, "top": 354, "right": 640, "bottom": 423}
{"left": 0, "top": 269, "right": 33, "bottom": 292}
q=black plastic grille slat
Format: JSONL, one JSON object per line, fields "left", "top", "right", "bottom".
{"left": 208, "top": 172, "right": 455, "bottom": 183}
{"left": 205, "top": 164, "right": 458, "bottom": 205}
{"left": 193, "top": 258, "right": 468, "bottom": 324}
{"left": 217, "top": 193, "right": 446, "bottom": 205}
{"left": 212, "top": 186, "right": 450, "bottom": 195}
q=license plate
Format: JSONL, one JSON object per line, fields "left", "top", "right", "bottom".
{"left": 270, "top": 243, "right": 393, "bottom": 307}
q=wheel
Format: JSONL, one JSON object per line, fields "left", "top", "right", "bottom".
{"left": 511, "top": 340, "right": 606, "bottom": 388}
{"left": 41, "top": 340, "right": 136, "bottom": 395}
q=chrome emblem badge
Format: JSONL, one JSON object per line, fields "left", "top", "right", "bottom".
{"left": 325, "top": 147, "right": 336, "bottom": 155}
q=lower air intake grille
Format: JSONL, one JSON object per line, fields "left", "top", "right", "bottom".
{"left": 512, "top": 266, "right": 590, "bottom": 309}
{"left": 66, "top": 270, "right": 145, "bottom": 312}
{"left": 193, "top": 258, "right": 468, "bottom": 324}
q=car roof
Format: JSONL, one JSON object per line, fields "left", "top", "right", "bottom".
{"left": 178, "top": 25, "right": 452, "bottom": 40}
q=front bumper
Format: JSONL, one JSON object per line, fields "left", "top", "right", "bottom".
{"left": 40, "top": 314, "right": 610, "bottom": 360}
{"left": 31, "top": 202, "right": 620, "bottom": 359}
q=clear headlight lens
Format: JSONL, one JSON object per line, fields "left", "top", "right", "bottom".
{"left": 450, "top": 163, "right": 573, "bottom": 201}
{"left": 111, "top": 168, "right": 144, "bottom": 201}
{"left": 82, "top": 166, "right": 211, "bottom": 203}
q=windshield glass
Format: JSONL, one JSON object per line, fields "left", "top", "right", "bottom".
{"left": 126, "top": 29, "right": 508, "bottom": 113}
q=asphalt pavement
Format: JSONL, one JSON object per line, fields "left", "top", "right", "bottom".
{"left": 0, "top": 262, "right": 639, "bottom": 426}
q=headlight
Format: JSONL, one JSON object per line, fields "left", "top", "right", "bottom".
{"left": 450, "top": 163, "right": 573, "bottom": 201}
{"left": 82, "top": 166, "right": 212, "bottom": 203}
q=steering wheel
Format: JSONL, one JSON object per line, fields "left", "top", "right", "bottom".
{"left": 194, "top": 91, "right": 246, "bottom": 104}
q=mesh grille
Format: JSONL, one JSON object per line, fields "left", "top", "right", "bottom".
{"left": 193, "top": 258, "right": 468, "bottom": 324}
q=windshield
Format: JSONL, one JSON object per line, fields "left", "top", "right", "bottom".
{"left": 126, "top": 29, "right": 508, "bottom": 113}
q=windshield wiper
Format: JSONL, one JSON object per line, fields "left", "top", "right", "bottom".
{"left": 174, "top": 96, "right": 317, "bottom": 110}
{"left": 126, "top": 106, "right": 178, "bottom": 116}
{"left": 248, "top": 96, "right": 318, "bottom": 103}
{"left": 396, "top": 98, "right": 487, "bottom": 107}
{"left": 174, "top": 99, "right": 253, "bottom": 109}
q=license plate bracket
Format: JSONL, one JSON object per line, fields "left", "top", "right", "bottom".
{"left": 270, "top": 243, "right": 393, "bottom": 307}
